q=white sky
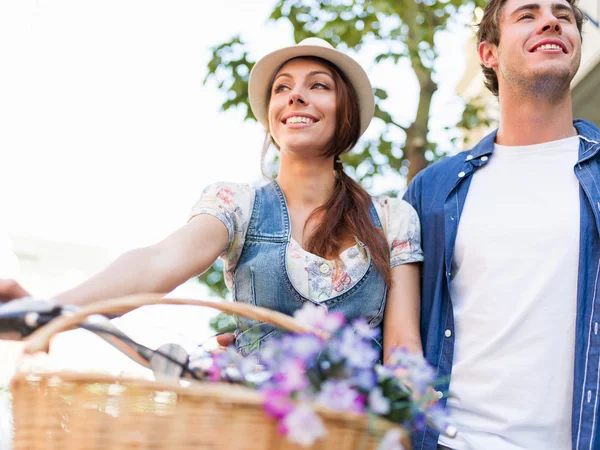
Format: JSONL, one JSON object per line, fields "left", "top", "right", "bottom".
{"left": 0, "top": 0, "right": 274, "bottom": 252}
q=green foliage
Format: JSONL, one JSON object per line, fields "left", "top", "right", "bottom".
{"left": 198, "top": 259, "right": 230, "bottom": 299}
{"left": 208, "top": 312, "right": 237, "bottom": 335}
{"left": 455, "top": 95, "right": 494, "bottom": 146}
{"left": 204, "top": 36, "right": 256, "bottom": 121}
{"left": 202, "top": 0, "right": 490, "bottom": 318}
{"left": 0, "top": 384, "right": 10, "bottom": 397}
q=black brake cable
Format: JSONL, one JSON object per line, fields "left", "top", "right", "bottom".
{"left": 78, "top": 323, "right": 202, "bottom": 381}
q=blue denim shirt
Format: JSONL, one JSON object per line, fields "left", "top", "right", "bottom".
{"left": 404, "top": 119, "right": 600, "bottom": 450}
{"left": 233, "top": 180, "right": 388, "bottom": 356}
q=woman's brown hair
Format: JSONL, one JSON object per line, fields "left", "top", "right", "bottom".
{"left": 477, "top": 0, "right": 585, "bottom": 97}
{"left": 263, "top": 56, "right": 391, "bottom": 287}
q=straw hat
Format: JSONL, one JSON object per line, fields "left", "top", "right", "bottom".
{"left": 248, "top": 37, "right": 374, "bottom": 137}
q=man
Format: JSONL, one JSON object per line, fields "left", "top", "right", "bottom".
{"left": 403, "top": 0, "right": 600, "bottom": 449}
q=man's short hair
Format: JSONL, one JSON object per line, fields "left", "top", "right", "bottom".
{"left": 476, "top": 0, "right": 585, "bottom": 96}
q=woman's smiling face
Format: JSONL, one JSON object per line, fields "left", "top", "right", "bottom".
{"left": 268, "top": 57, "right": 337, "bottom": 155}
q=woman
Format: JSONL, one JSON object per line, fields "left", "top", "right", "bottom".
{"left": 0, "top": 38, "right": 423, "bottom": 361}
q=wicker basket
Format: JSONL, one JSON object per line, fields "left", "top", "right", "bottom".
{"left": 10, "top": 295, "right": 411, "bottom": 450}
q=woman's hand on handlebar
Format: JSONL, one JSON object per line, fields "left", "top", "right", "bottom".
{"left": 0, "top": 279, "right": 31, "bottom": 303}
{"left": 215, "top": 333, "right": 235, "bottom": 348}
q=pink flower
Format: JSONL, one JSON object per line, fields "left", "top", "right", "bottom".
{"left": 263, "top": 389, "right": 294, "bottom": 419}
{"left": 274, "top": 358, "right": 309, "bottom": 392}
{"left": 293, "top": 303, "right": 345, "bottom": 334}
{"left": 207, "top": 363, "right": 221, "bottom": 382}
{"left": 281, "top": 403, "right": 327, "bottom": 447}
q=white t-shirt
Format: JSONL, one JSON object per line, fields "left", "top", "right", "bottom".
{"left": 439, "top": 136, "right": 580, "bottom": 450}
{"left": 189, "top": 182, "right": 423, "bottom": 302}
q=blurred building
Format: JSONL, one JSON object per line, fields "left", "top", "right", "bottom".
{"left": 573, "top": 0, "right": 600, "bottom": 125}
{"left": 457, "top": 0, "right": 600, "bottom": 147}
{"left": 7, "top": 234, "right": 117, "bottom": 297}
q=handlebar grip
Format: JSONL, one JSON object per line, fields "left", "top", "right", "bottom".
{"left": 0, "top": 311, "right": 58, "bottom": 340}
{"left": 0, "top": 312, "right": 29, "bottom": 340}
{"left": 0, "top": 298, "right": 63, "bottom": 340}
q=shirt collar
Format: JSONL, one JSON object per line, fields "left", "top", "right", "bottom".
{"left": 574, "top": 119, "right": 600, "bottom": 143}
{"left": 469, "top": 120, "right": 600, "bottom": 161}
{"left": 469, "top": 128, "right": 497, "bottom": 159}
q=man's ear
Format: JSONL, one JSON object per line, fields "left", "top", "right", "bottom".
{"left": 479, "top": 41, "right": 498, "bottom": 70}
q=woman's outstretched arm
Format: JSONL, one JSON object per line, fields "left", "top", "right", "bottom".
{"left": 22, "top": 214, "right": 228, "bottom": 306}
{"left": 383, "top": 263, "right": 422, "bottom": 362}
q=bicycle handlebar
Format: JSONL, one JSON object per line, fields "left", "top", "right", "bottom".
{"left": 0, "top": 298, "right": 158, "bottom": 371}
{"left": 0, "top": 298, "right": 63, "bottom": 339}
{"left": 0, "top": 297, "right": 209, "bottom": 381}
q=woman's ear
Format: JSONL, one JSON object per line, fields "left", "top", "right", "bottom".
{"left": 479, "top": 41, "right": 498, "bottom": 70}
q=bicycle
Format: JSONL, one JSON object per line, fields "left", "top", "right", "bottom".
{"left": 1, "top": 294, "right": 416, "bottom": 450}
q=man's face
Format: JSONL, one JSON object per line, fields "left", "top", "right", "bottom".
{"left": 484, "top": 0, "right": 582, "bottom": 97}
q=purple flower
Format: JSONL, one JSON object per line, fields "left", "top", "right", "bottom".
{"left": 377, "top": 429, "right": 405, "bottom": 450}
{"left": 203, "top": 308, "right": 445, "bottom": 448}
{"left": 369, "top": 387, "right": 391, "bottom": 415}
{"left": 412, "top": 410, "right": 427, "bottom": 430}
{"left": 273, "top": 358, "right": 309, "bottom": 392}
{"left": 352, "top": 318, "right": 380, "bottom": 340}
{"left": 209, "top": 347, "right": 241, "bottom": 381}
{"left": 293, "top": 303, "right": 345, "bottom": 334}
{"left": 259, "top": 340, "right": 280, "bottom": 368}
{"left": 408, "top": 364, "right": 435, "bottom": 397}
{"left": 375, "top": 364, "right": 395, "bottom": 381}
{"left": 263, "top": 388, "right": 294, "bottom": 419}
{"left": 339, "top": 328, "right": 379, "bottom": 369}
{"left": 351, "top": 369, "right": 377, "bottom": 391}
{"left": 316, "top": 380, "right": 365, "bottom": 413}
{"left": 235, "top": 355, "right": 260, "bottom": 378}
{"left": 281, "top": 403, "right": 327, "bottom": 447}
{"left": 280, "top": 334, "right": 324, "bottom": 362}
{"left": 388, "top": 348, "right": 435, "bottom": 397}
{"left": 425, "top": 403, "right": 452, "bottom": 433}
{"left": 207, "top": 358, "right": 222, "bottom": 382}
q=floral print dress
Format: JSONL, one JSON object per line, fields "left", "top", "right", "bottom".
{"left": 190, "top": 182, "right": 423, "bottom": 302}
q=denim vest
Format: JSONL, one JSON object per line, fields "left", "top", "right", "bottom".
{"left": 404, "top": 119, "right": 600, "bottom": 450}
{"left": 233, "top": 180, "right": 387, "bottom": 356}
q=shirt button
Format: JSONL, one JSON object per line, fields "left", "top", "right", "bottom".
{"left": 465, "top": 155, "right": 473, "bottom": 161}
{"left": 436, "top": 390, "right": 444, "bottom": 399}
{"left": 319, "top": 263, "right": 331, "bottom": 274}
{"left": 458, "top": 171, "right": 465, "bottom": 178}
{"left": 444, "top": 329, "right": 452, "bottom": 338}
{"left": 481, "top": 156, "right": 489, "bottom": 162}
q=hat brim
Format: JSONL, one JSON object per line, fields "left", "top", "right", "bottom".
{"left": 248, "top": 43, "right": 374, "bottom": 137}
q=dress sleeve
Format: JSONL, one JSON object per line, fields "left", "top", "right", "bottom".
{"left": 188, "top": 182, "right": 254, "bottom": 256}
{"left": 373, "top": 196, "right": 424, "bottom": 268}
